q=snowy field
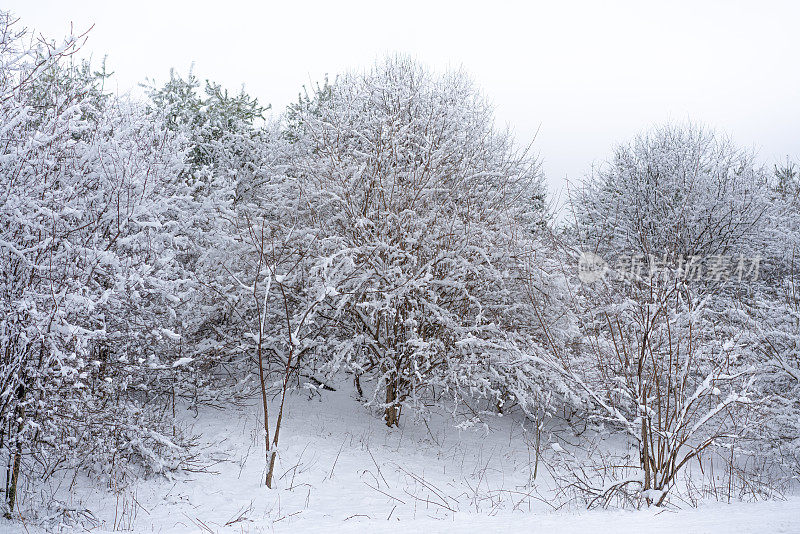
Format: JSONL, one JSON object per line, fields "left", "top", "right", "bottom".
{"left": 5, "top": 388, "right": 798, "bottom": 533}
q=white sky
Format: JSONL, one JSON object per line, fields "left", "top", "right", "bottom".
{"left": 9, "top": 0, "right": 800, "bottom": 203}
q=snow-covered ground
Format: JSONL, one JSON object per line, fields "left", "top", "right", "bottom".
{"left": 6, "top": 388, "right": 799, "bottom": 533}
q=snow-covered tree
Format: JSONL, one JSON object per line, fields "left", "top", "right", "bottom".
{"left": 564, "top": 123, "right": 796, "bottom": 505}
{"left": 572, "top": 123, "right": 772, "bottom": 263}
{"left": 286, "top": 56, "right": 561, "bottom": 426}
{"left": 145, "top": 68, "right": 267, "bottom": 188}
{"left": 0, "top": 13, "right": 198, "bottom": 514}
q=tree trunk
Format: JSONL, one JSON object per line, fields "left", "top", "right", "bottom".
{"left": 354, "top": 373, "right": 364, "bottom": 398}
{"left": 5, "top": 409, "right": 23, "bottom": 519}
{"left": 384, "top": 378, "right": 400, "bottom": 427}
{"left": 257, "top": 322, "right": 271, "bottom": 487}
{"left": 5, "top": 443, "right": 20, "bottom": 519}
{"left": 266, "top": 450, "right": 277, "bottom": 488}
{"left": 641, "top": 413, "right": 652, "bottom": 506}
{"left": 5, "top": 383, "right": 25, "bottom": 518}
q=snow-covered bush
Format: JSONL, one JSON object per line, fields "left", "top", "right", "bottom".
{"left": 0, "top": 13, "right": 198, "bottom": 515}
{"left": 572, "top": 123, "right": 773, "bottom": 262}
{"left": 286, "top": 56, "right": 565, "bottom": 426}
{"left": 564, "top": 123, "right": 798, "bottom": 505}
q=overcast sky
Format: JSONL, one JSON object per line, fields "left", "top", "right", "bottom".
{"left": 9, "top": 0, "right": 799, "bottom": 203}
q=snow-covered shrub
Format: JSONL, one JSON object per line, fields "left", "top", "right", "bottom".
{"left": 733, "top": 159, "right": 800, "bottom": 477}
{"left": 572, "top": 123, "right": 773, "bottom": 263}
{"left": 0, "top": 14, "right": 198, "bottom": 514}
{"left": 563, "top": 123, "right": 789, "bottom": 506}
{"left": 142, "top": 70, "right": 276, "bottom": 389}
{"left": 145, "top": 68, "right": 267, "bottom": 185}
{"left": 286, "top": 56, "right": 565, "bottom": 426}
{"left": 145, "top": 69, "right": 335, "bottom": 485}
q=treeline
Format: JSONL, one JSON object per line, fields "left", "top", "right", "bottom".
{"left": 1, "top": 12, "right": 798, "bottom": 518}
